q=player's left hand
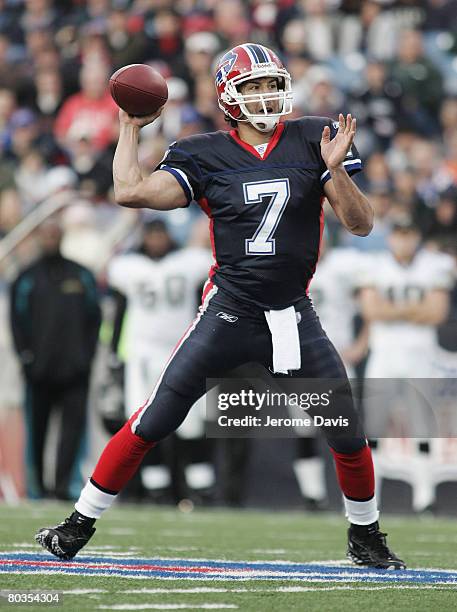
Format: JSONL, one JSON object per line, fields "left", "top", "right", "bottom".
{"left": 320, "top": 113, "right": 356, "bottom": 171}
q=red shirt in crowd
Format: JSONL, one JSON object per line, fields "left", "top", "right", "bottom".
{"left": 54, "top": 91, "right": 118, "bottom": 151}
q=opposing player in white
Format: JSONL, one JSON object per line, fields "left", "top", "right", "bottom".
{"left": 310, "top": 242, "right": 369, "bottom": 376}
{"left": 108, "top": 219, "right": 214, "bottom": 495}
{"left": 359, "top": 218, "right": 454, "bottom": 512}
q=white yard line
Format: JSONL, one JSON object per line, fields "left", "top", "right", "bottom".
{"left": 61, "top": 589, "right": 108, "bottom": 595}
{"left": 98, "top": 605, "right": 238, "bottom": 610}
{"left": 165, "top": 548, "right": 200, "bottom": 552}
{"left": 159, "top": 532, "right": 201, "bottom": 538}
{"left": 2, "top": 568, "right": 457, "bottom": 585}
{"left": 118, "top": 585, "right": 456, "bottom": 595}
{"left": 250, "top": 549, "right": 287, "bottom": 554}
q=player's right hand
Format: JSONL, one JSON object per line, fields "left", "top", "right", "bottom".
{"left": 118, "top": 107, "right": 163, "bottom": 128}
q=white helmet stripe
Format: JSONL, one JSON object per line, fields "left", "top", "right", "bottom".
{"left": 241, "top": 44, "right": 258, "bottom": 66}
{"left": 259, "top": 45, "right": 272, "bottom": 62}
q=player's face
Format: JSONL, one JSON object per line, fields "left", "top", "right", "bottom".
{"left": 143, "top": 228, "right": 173, "bottom": 259}
{"left": 388, "top": 228, "right": 421, "bottom": 260}
{"left": 238, "top": 77, "right": 280, "bottom": 117}
{"left": 39, "top": 221, "right": 62, "bottom": 255}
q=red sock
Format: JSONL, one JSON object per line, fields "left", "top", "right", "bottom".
{"left": 91, "top": 420, "right": 155, "bottom": 493}
{"left": 330, "top": 444, "right": 375, "bottom": 500}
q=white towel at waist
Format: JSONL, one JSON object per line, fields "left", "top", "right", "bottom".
{"left": 264, "top": 306, "right": 301, "bottom": 374}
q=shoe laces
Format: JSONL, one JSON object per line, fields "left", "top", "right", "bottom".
{"left": 57, "top": 517, "right": 86, "bottom": 537}
{"left": 367, "top": 529, "right": 393, "bottom": 557}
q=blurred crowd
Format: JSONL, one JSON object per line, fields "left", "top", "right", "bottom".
{"left": 0, "top": 0, "right": 456, "bottom": 254}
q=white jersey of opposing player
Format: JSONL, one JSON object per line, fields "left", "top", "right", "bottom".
{"left": 309, "top": 248, "right": 363, "bottom": 354}
{"left": 108, "top": 247, "right": 213, "bottom": 421}
{"left": 364, "top": 249, "right": 454, "bottom": 377}
{"left": 108, "top": 247, "right": 213, "bottom": 355}
{"left": 362, "top": 249, "right": 456, "bottom": 511}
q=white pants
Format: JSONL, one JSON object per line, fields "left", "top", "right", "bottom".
{"left": 365, "top": 346, "right": 457, "bottom": 511}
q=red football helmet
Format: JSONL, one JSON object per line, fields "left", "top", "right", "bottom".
{"left": 215, "top": 43, "right": 293, "bottom": 132}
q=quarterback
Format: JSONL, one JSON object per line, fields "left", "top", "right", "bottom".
{"left": 36, "top": 43, "right": 404, "bottom": 569}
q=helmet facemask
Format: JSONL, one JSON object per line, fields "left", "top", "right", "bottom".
{"left": 220, "top": 69, "right": 293, "bottom": 133}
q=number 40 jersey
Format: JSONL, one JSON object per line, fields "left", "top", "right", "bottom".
{"left": 158, "top": 117, "right": 361, "bottom": 310}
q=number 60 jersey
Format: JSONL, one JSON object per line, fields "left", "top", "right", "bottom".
{"left": 158, "top": 117, "right": 361, "bottom": 310}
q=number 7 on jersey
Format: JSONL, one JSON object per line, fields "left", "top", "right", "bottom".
{"left": 243, "top": 178, "right": 290, "bottom": 255}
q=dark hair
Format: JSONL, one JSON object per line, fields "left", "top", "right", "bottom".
{"left": 224, "top": 115, "right": 238, "bottom": 128}
{"left": 144, "top": 219, "right": 168, "bottom": 233}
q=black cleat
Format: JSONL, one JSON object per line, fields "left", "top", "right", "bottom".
{"left": 35, "top": 512, "right": 95, "bottom": 560}
{"left": 347, "top": 521, "right": 406, "bottom": 570}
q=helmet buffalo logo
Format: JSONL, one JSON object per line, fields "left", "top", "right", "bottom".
{"left": 215, "top": 51, "right": 238, "bottom": 86}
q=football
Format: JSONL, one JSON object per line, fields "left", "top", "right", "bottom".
{"left": 109, "top": 64, "right": 168, "bottom": 116}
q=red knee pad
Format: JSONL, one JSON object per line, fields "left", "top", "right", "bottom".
{"left": 92, "top": 421, "right": 156, "bottom": 493}
{"left": 330, "top": 444, "right": 375, "bottom": 500}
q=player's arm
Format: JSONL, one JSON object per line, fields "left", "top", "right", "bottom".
{"left": 113, "top": 110, "right": 188, "bottom": 210}
{"left": 340, "top": 319, "right": 370, "bottom": 365}
{"left": 321, "top": 114, "right": 374, "bottom": 236}
{"left": 360, "top": 287, "right": 450, "bottom": 324}
{"left": 402, "top": 289, "right": 450, "bottom": 325}
{"left": 360, "top": 287, "right": 413, "bottom": 322}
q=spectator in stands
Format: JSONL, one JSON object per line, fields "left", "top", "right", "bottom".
{"left": 14, "top": 149, "right": 49, "bottom": 211}
{"left": 20, "top": 0, "right": 59, "bottom": 35}
{"left": 143, "top": 7, "right": 183, "bottom": 73}
{"left": 389, "top": 29, "right": 443, "bottom": 134}
{"left": 32, "top": 68, "right": 65, "bottom": 121}
{"left": 213, "top": 0, "right": 250, "bottom": 48}
{"left": 441, "top": 129, "right": 457, "bottom": 186}
{"left": 424, "top": 0, "right": 457, "bottom": 33}
{"left": 182, "top": 32, "right": 220, "bottom": 99}
{"left": 54, "top": 60, "right": 117, "bottom": 153}
{"left": 440, "top": 98, "right": 457, "bottom": 148}
{"left": 4, "top": 109, "right": 40, "bottom": 162}
{"left": 348, "top": 61, "right": 403, "bottom": 153}
{"left": 339, "top": 0, "right": 397, "bottom": 61}
{"left": 393, "top": 169, "right": 430, "bottom": 229}
{"left": 424, "top": 186, "right": 457, "bottom": 245}
{"left": 360, "top": 152, "right": 393, "bottom": 194}
{"left": 408, "top": 138, "right": 443, "bottom": 207}
{"left": 0, "top": 89, "right": 16, "bottom": 140}
{"left": 0, "top": 34, "right": 28, "bottom": 92}
{"left": 302, "top": 65, "right": 345, "bottom": 118}
{"left": 107, "top": 7, "right": 147, "bottom": 70}
{"left": 9, "top": 218, "right": 101, "bottom": 500}
{"left": 301, "top": 0, "right": 335, "bottom": 62}
{"left": 280, "top": 18, "right": 309, "bottom": 59}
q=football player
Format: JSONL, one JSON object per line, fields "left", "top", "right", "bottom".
{"left": 360, "top": 217, "right": 454, "bottom": 512}
{"left": 36, "top": 43, "right": 404, "bottom": 569}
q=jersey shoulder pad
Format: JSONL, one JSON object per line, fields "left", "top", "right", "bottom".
{"left": 287, "top": 116, "right": 331, "bottom": 142}
{"left": 171, "top": 130, "right": 227, "bottom": 156}
{"left": 418, "top": 249, "right": 452, "bottom": 265}
{"left": 327, "top": 247, "right": 360, "bottom": 269}
{"left": 357, "top": 251, "right": 386, "bottom": 285}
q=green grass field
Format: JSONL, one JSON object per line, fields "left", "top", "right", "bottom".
{"left": 0, "top": 502, "right": 456, "bottom": 611}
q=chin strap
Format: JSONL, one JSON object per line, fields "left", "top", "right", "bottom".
{"left": 248, "top": 115, "right": 280, "bottom": 133}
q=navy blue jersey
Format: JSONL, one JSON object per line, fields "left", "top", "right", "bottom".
{"left": 159, "top": 116, "right": 362, "bottom": 309}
